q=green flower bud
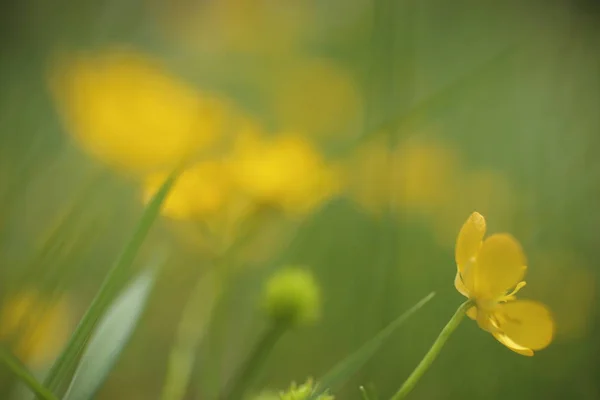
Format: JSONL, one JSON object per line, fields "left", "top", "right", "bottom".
{"left": 261, "top": 267, "right": 321, "bottom": 327}
{"left": 253, "top": 378, "right": 334, "bottom": 400}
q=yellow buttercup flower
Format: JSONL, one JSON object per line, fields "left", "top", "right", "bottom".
{"left": 50, "top": 49, "right": 228, "bottom": 174}
{"left": 144, "top": 160, "right": 232, "bottom": 221}
{"left": 392, "top": 138, "right": 461, "bottom": 214}
{"left": 161, "top": 0, "right": 311, "bottom": 57}
{"left": 270, "top": 58, "right": 364, "bottom": 141}
{"left": 0, "top": 291, "right": 72, "bottom": 367}
{"left": 344, "top": 135, "right": 393, "bottom": 216}
{"left": 228, "top": 130, "right": 340, "bottom": 215}
{"left": 454, "top": 212, "right": 554, "bottom": 356}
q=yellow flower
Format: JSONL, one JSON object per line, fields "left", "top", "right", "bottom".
{"left": 49, "top": 49, "right": 228, "bottom": 174}
{"left": 0, "top": 291, "right": 72, "bottom": 367}
{"left": 392, "top": 138, "right": 461, "bottom": 215}
{"left": 344, "top": 135, "right": 393, "bottom": 216}
{"left": 454, "top": 212, "right": 554, "bottom": 356}
{"left": 228, "top": 130, "right": 340, "bottom": 215}
{"left": 161, "top": 0, "right": 311, "bottom": 57}
{"left": 143, "top": 159, "right": 257, "bottom": 253}
{"left": 144, "top": 160, "right": 233, "bottom": 221}
{"left": 270, "top": 58, "right": 363, "bottom": 141}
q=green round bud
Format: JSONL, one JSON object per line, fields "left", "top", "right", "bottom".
{"left": 261, "top": 267, "right": 321, "bottom": 327}
{"left": 252, "top": 378, "right": 334, "bottom": 400}
{"left": 280, "top": 378, "right": 334, "bottom": 400}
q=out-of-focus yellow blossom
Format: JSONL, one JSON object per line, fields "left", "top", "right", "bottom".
{"left": 346, "top": 136, "right": 460, "bottom": 217}
{"left": 144, "top": 161, "right": 233, "bottom": 221}
{"left": 454, "top": 212, "right": 554, "bottom": 356}
{"left": 270, "top": 58, "right": 364, "bottom": 141}
{"left": 163, "top": 0, "right": 312, "bottom": 56}
{"left": 532, "top": 250, "right": 595, "bottom": 340}
{"left": 0, "top": 291, "right": 72, "bottom": 367}
{"left": 50, "top": 49, "right": 228, "bottom": 174}
{"left": 228, "top": 130, "right": 341, "bottom": 215}
{"left": 392, "top": 138, "right": 461, "bottom": 215}
{"left": 345, "top": 135, "right": 393, "bottom": 216}
{"left": 143, "top": 159, "right": 256, "bottom": 253}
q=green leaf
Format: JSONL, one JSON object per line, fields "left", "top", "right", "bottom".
{"left": 63, "top": 264, "right": 160, "bottom": 400}
{"left": 42, "top": 168, "right": 180, "bottom": 395}
{"left": 160, "top": 269, "right": 222, "bottom": 400}
{"left": 309, "top": 292, "right": 436, "bottom": 400}
{"left": 359, "top": 386, "right": 371, "bottom": 400}
{"left": 0, "top": 347, "right": 58, "bottom": 400}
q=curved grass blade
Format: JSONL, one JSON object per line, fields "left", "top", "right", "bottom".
{"left": 359, "top": 386, "right": 377, "bottom": 400}
{"left": 160, "top": 269, "right": 222, "bottom": 400}
{"left": 336, "top": 47, "right": 517, "bottom": 156}
{"left": 64, "top": 261, "right": 161, "bottom": 400}
{"left": 0, "top": 347, "right": 58, "bottom": 400}
{"left": 42, "top": 168, "right": 180, "bottom": 395}
{"left": 309, "top": 292, "right": 435, "bottom": 400}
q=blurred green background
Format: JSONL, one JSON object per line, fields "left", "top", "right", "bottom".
{"left": 0, "top": 0, "right": 599, "bottom": 399}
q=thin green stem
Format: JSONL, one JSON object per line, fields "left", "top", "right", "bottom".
{"left": 223, "top": 322, "right": 288, "bottom": 400}
{"left": 0, "top": 348, "right": 59, "bottom": 400}
{"left": 160, "top": 270, "right": 222, "bottom": 400}
{"left": 390, "top": 301, "right": 473, "bottom": 400}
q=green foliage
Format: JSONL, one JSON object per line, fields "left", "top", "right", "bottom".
{"left": 64, "top": 265, "right": 160, "bottom": 400}
{"left": 43, "top": 168, "right": 180, "bottom": 394}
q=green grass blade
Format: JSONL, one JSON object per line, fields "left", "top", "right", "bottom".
{"left": 359, "top": 386, "right": 371, "bottom": 400}
{"left": 336, "top": 47, "right": 517, "bottom": 156}
{"left": 309, "top": 292, "right": 436, "bottom": 399}
{"left": 0, "top": 347, "right": 58, "bottom": 400}
{"left": 64, "top": 259, "right": 162, "bottom": 400}
{"left": 160, "top": 269, "right": 222, "bottom": 400}
{"left": 359, "top": 384, "right": 379, "bottom": 400}
{"left": 41, "top": 168, "right": 179, "bottom": 395}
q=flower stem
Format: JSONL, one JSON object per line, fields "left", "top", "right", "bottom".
{"left": 390, "top": 300, "right": 472, "bottom": 400}
{"left": 223, "top": 322, "right": 288, "bottom": 400}
{"left": 160, "top": 270, "right": 222, "bottom": 400}
{"left": 0, "top": 347, "right": 59, "bottom": 400}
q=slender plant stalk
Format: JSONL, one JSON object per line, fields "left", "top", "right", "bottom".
{"left": 0, "top": 348, "right": 59, "bottom": 400}
{"left": 160, "top": 270, "right": 221, "bottom": 400}
{"left": 223, "top": 322, "right": 288, "bottom": 400}
{"left": 390, "top": 301, "right": 472, "bottom": 400}
{"left": 43, "top": 168, "right": 180, "bottom": 394}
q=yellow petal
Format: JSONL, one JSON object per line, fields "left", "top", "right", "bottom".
{"left": 466, "top": 306, "right": 477, "bottom": 320}
{"left": 495, "top": 300, "right": 554, "bottom": 352}
{"left": 474, "top": 234, "right": 526, "bottom": 298}
{"left": 454, "top": 271, "right": 470, "bottom": 298}
{"left": 455, "top": 212, "right": 486, "bottom": 276}
{"left": 492, "top": 333, "right": 534, "bottom": 356}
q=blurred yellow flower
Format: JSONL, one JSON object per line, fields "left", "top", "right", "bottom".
{"left": 144, "top": 161, "right": 232, "bottom": 221}
{"left": 270, "top": 58, "right": 363, "bottom": 141}
{"left": 0, "top": 291, "right": 72, "bottom": 367}
{"left": 163, "top": 0, "right": 311, "bottom": 56}
{"left": 532, "top": 250, "right": 595, "bottom": 340}
{"left": 454, "top": 212, "right": 554, "bottom": 356}
{"left": 392, "top": 138, "right": 460, "bottom": 214}
{"left": 212, "top": 0, "right": 311, "bottom": 54}
{"left": 228, "top": 130, "right": 341, "bottom": 215}
{"left": 345, "top": 135, "right": 393, "bottom": 215}
{"left": 144, "top": 159, "right": 257, "bottom": 254}
{"left": 346, "top": 136, "right": 460, "bottom": 217}
{"left": 49, "top": 49, "right": 228, "bottom": 174}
